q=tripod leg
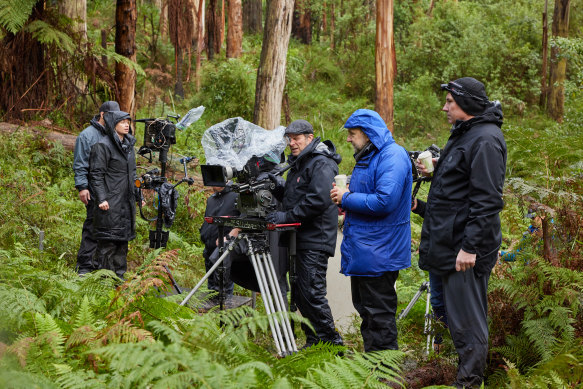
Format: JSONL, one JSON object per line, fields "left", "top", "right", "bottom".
{"left": 398, "top": 281, "right": 429, "bottom": 320}
{"left": 247, "top": 246, "right": 285, "bottom": 356}
{"left": 263, "top": 251, "right": 298, "bottom": 353}
{"left": 424, "top": 283, "right": 432, "bottom": 355}
{"left": 179, "top": 236, "right": 240, "bottom": 306}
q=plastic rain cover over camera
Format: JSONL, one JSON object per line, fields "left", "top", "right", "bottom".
{"left": 202, "top": 117, "right": 286, "bottom": 171}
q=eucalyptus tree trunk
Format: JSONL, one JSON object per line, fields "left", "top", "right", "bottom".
{"left": 115, "top": 0, "right": 137, "bottom": 115}
{"left": 242, "top": 0, "right": 262, "bottom": 34}
{"left": 375, "top": 0, "right": 396, "bottom": 132}
{"left": 58, "top": 0, "right": 87, "bottom": 39}
{"left": 253, "top": 0, "right": 294, "bottom": 130}
{"left": 546, "top": 0, "right": 570, "bottom": 122}
{"left": 292, "top": 0, "right": 312, "bottom": 44}
{"left": 206, "top": 0, "right": 222, "bottom": 59}
{"left": 540, "top": 0, "right": 549, "bottom": 107}
{"left": 195, "top": 0, "right": 205, "bottom": 91}
{"left": 227, "top": 0, "right": 243, "bottom": 58}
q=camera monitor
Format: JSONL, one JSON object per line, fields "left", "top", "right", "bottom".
{"left": 201, "top": 164, "right": 233, "bottom": 187}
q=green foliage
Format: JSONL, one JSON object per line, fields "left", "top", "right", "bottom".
{"left": 24, "top": 20, "right": 75, "bottom": 54}
{"left": 0, "top": 0, "right": 37, "bottom": 34}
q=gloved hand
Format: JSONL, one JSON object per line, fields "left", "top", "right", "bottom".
{"left": 267, "top": 173, "right": 285, "bottom": 190}
{"left": 266, "top": 211, "right": 287, "bottom": 224}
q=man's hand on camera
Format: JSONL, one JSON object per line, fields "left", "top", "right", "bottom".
{"left": 79, "top": 189, "right": 91, "bottom": 205}
{"left": 267, "top": 173, "right": 285, "bottom": 189}
{"left": 330, "top": 183, "right": 350, "bottom": 206}
{"left": 266, "top": 211, "right": 287, "bottom": 224}
{"left": 99, "top": 201, "right": 109, "bottom": 211}
{"left": 455, "top": 249, "right": 476, "bottom": 272}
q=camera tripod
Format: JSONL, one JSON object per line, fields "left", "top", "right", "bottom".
{"left": 180, "top": 217, "right": 299, "bottom": 357}
{"left": 397, "top": 281, "right": 434, "bottom": 355}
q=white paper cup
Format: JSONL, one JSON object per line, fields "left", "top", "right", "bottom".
{"left": 334, "top": 174, "right": 347, "bottom": 188}
{"left": 417, "top": 150, "right": 434, "bottom": 173}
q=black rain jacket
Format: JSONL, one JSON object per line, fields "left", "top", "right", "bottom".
{"left": 418, "top": 104, "right": 507, "bottom": 276}
{"left": 282, "top": 137, "right": 341, "bottom": 256}
{"left": 199, "top": 186, "right": 240, "bottom": 259}
{"left": 89, "top": 111, "right": 138, "bottom": 242}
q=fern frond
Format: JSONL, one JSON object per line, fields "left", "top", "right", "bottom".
{"left": 0, "top": 369, "right": 59, "bottom": 389}
{"left": 296, "top": 350, "right": 404, "bottom": 389}
{"left": 53, "top": 364, "right": 106, "bottom": 389}
{"left": 0, "top": 283, "right": 46, "bottom": 333}
{"left": 23, "top": 20, "right": 76, "bottom": 54}
{"left": 92, "top": 45, "right": 146, "bottom": 76}
{"left": 73, "top": 296, "right": 95, "bottom": 328}
{"left": 0, "top": 0, "right": 37, "bottom": 34}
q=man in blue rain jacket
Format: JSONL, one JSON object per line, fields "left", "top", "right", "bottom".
{"left": 330, "top": 109, "right": 412, "bottom": 351}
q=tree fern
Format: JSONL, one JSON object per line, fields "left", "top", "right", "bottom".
{"left": 0, "top": 0, "right": 37, "bottom": 34}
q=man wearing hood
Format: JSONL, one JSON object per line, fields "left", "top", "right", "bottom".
{"left": 73, "top": 101, "right": 120, "bottom": 275}
{"left": 330, "top": 109, "right": 412, "bottom": 352}
{"left": 266, "top": 119, "right": 343, "bottom": 348}
{"left": 413, "top": 77, "right": 507, "bottom": 388}
{"left": 89, "top": 110, "right": 139, "bottom": 279}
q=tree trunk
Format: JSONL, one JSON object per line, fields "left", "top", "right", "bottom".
{"left": 374, "top": 0, "right": 396, "bottom": 132}
{"left": 0, "top": 2, "right": 47, "bottom": 121}
{"left": 115, "top": 0, "right": 138, "bottom": 115}
{"left": 206, "top": 0, "right": 222, "bottom": 59}
{"left": 330, "top": 2, "right": 335, "bottom": 49}
{"left": 253, "top": 0, "right": 294, "bottom": 130}
{"left": 196, "top": 0, "right": 205, "bottom": 91}
{"left": 546, "top": 0, "right": 570, "bottom": 122}
{"left": 219, "top": 0, "right": 225, "bottom": 51}
{"left": 292, "top": 0, "right": 312, "bottom": 44}
{"left": 540, "top": 0, "right": 549, "bottom": 107}
{"left": 58, "top": 0, "right": 87, "bottom": 40}
{"left": 242, "top": 0, "right": 262, "bottom": 34}
{"left": 227, "top": 0, "right": 243, "bottom": 58}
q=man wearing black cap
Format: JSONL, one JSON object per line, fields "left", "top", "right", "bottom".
{"left": 73, "top": 101, "right": 120, "bottom": 275}
{"left": 413, "top": 77, "right": 506, "bottom": 388}
{"left": 266, "top": 119, "right": 343, "bottom": 348}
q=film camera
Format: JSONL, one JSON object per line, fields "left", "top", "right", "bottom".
{"left": 200, "top": 117, "right": 288, "bottom": 219}
{"left": 134, "top": 107, "right": 204, "bottom": 249}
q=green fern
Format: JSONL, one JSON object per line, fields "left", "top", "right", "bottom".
{"left": 0, "top": 0, "right": 37, "bottom": 34}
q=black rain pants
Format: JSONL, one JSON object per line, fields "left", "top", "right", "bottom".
{"left": 76, "top": 200, "right": 98, "bottom": 274}
{"left": 95, "top": 240, "right": 128, "bottom": 279}
{"left": 351, "top": 270, "right": 399, "bottom": 352}
{"left": 295, "top": 249, "right": 342, "bottom": 346}
{"left": 443, "top": 267, "right": 491, "bottom": 389}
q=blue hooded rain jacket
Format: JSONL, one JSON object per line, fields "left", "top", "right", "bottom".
{"left": 340, "top": 109, "right": 412, "bottom": 276}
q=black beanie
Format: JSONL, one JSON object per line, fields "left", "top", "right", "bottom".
{"left": 441, "top": 77, "right": 489, "bottom": 116}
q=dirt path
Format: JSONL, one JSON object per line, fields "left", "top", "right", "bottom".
{"left": 326, "top": 229, "right": 358, "bottom": 331}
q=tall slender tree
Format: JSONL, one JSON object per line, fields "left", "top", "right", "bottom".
{"left": 59, "top": 0, "right": 87, "bottom": 39}
{"left": 168, "top": 0, "right": 195, "bottom": 98}
{"left": 242, "top": 0, "right": 262, "bottom": 34}
{"left": 253, "top": 0, "right": 294, "bottom": 129}
{"left": 292, "top": 0, "right": 312, "bottom": 44}
{"left": 546, "top": 0, "right": 571, "bottom": 122}
{"left": 115, "top": 0, "right": 137, "bottom": 115}
{"left": 375, "top": 0, "right": 396, "bottom": 132}
{"left": 226, "top": 0, "right": 243, "bottom": 58}
{"left": 540, "top": 0, "right": 549, "bottom": 107}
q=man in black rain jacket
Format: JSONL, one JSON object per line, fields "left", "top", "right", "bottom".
{"left": 414, "top": 77, "right": 507, "bottom": 388}
{"left": 89, "top": 110, "right": 139, "bottom": 279}
{"left": 266, "top": 119, "right": 343, "bottom": 347}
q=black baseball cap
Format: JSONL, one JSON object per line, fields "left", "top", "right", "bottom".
{"left": 284, "top": 119, "right": 314, "bottom": 135}
{"left": 99, "top": 101, "right": 120, "bottom": 113}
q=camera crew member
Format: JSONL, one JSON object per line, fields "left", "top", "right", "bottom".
{"left": 330, "top": 109, "right": 412, "bottom": 352}
{"left": 200, "top": 185, "right": 240, "bottom": 296}
{"left": 89, "top": 111, "right": 141, "bottom": 280}
{"left": 73, "top": 101, "right": 120, "bottom": 275}
{"left": 266, "top": 119, "right": 343, "bottom": 348}
{"left": 415, "top": 78, "right": 506, "bottom": 388}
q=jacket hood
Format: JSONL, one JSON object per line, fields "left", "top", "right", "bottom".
{"left": 451, "top": 101, "right": 503, "bottom": 135}
{"left": 89, "top": 115, "right": 106, "bottom": 134}
{"left": 289, "top": 137, "right": 342, "bottom": 165}
{"left": 103, "top": 111, "right": 135, "bottom": 149}
{"left": 344, "top": 109, "right": 394, "bottom": 150}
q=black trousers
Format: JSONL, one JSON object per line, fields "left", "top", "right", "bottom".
{"left": 95, "top": 240, "right": 128, "bottom": 279}
{"left": 76, "top": 200, "right": 98, "bottom": 274}
{"left": 443, "top": 268, "right": 491, "bottom": 389}
{"left": 351, "top": 271, "right": 399, "bottom": 352}
{"left": 295, "top": 249, "right": 342, "bottom": 345}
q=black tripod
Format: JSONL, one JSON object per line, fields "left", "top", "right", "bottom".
{"left": 179, "top": 217, "right": 299, "bottom": 356}
{"left": 397, "top": 281, "right": 434, "bottom": 355}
